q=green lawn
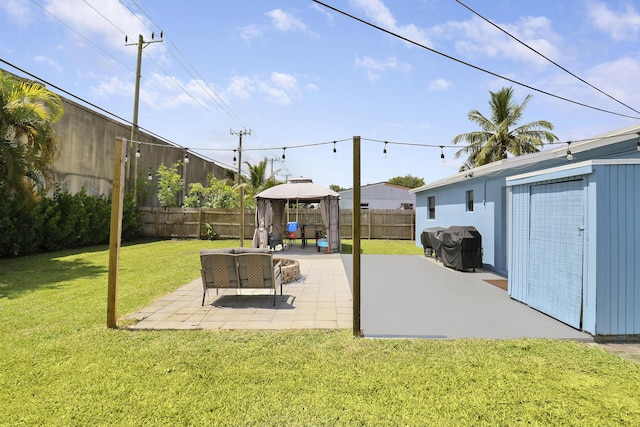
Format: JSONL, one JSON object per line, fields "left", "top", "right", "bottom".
{"left": 1, "top": 239, "right": 639, "bottom": 426}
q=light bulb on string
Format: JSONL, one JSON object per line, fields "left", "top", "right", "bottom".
{"left": 135, "top": 147, "right": 141, "bottom": 158}
{"left": 383, "top": 141, "right": 388, "bottom": 158}
{"left": 566, "top": 141, "right": 573, "bottom": 161}
{"left": 440, "top": 146, "right": 445, "bottom": 163}
{"left": 147, "top": 167, "right": 153, "bottom": 181}
{"left": 332, "top": 141, "right": 337, "bottom": 157}
{"left": 233, "top": 149, "right": 237, "bottom": 165}
{"left": 282, "top": 147, "right": 286, "bottom": 161}
{"left": 184, "top": 152, "right": 189, "bottom": 164}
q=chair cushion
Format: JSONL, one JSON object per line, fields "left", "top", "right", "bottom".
{"left": 200, "top": 248, "right": 235, "bottom": 255}
{"left": 234, "top": 247, "right": 271, "bottom": 254}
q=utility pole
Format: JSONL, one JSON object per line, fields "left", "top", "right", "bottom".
{"left": 126, "top": 32, "right": 163, "bottom": 201}
{"left": 231, "top": 129, "right": 251, "bottom": 246}
{"left": 269, "top": 157, "right": 280, "bottom": 176}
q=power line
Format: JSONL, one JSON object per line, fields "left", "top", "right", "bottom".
{"left": 311, "top": 0, "right": 640, "bottom": 120}
{"left": 0, "top": 57, "right": 235, "bottom": 170}
{"left": 82, "top": 0, "right": 128, "bottom": 37}
{"left": 123, "top": 0, "right": 254, "bottom": 133}
{"left": 28, "top": 0, "right": 133, "bottom": 73}
{"left": 454, "top": 0, "right": 640, "bottom": 116}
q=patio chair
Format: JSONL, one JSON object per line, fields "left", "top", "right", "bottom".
{"left": 235, "top": 249, "right": 283, "bottom": 306}
{"left": 199, "top": 249, "right": 238, "bottom": 306}
{"left": 200, "top": 248, "right": 283, "bottom": 306}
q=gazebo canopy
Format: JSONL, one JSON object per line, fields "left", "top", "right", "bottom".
{"left": 254, "top": 177, "right": 339, "bottom": 200}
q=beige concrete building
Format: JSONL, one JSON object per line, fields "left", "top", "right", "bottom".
{"left": 51, "top": 96, "right": 232, "bottom": 206}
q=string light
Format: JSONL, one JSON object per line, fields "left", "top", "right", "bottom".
{"left": 440, "top": 145, "right": 445, "bottom": 162}
{"left": 184, "top": 152, "right": 189, "bottom": 164}
{"left": 383, "top": 141, "right": 388, "bottom": 157}
{"left": 232, "top": 149, "right": 237, "bottom": 165}
{"left": 125, "top": 152, "right": 128, "bottom": 162}
{"left": 281, "top": 147, "right": 286, "bottom": 161}
{"left": 566, "top": 141, "right": 573, "bottom": 161}
{"left": 135, "top": 147, "right": 141, "bottom": 158}
{"left": 332, "top": 141, "right": 337, "bottom": 156}
{"left": 147, "top": 167, "right": 153, "bottom": 181}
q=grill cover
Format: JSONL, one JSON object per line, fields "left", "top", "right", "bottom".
{"left": 437, "top": 226, "right": 482, "bottom": 271}
{"left": 420, "top": 227, "right": 446, "bottom": 257}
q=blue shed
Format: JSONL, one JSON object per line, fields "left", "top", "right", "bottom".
{"left": 507, "top": 160, "right": 640, "bottom": 337}
{"left": 412, "top": 124, "right": 640, "bottom": 338}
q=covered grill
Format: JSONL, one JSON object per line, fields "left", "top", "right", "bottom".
{"left": 437, "top": 226, "right": 483, "bottom": 271}
{"left": 420, "top": 227, "right": 446, "bottom": 258}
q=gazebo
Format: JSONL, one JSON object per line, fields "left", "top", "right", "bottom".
{"left": 253, "top": 178, "right": 341, "bottom": 253}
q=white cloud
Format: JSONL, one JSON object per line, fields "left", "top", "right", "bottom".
{"left": 428, "top": 78, "right": 453, "bottom": 91}
{"left": 311, "top": 3, "right": 334, "bottom": 24}
{"left": 586, "top": 0, "right": 640, "bottom": 41}
{"left": 238, "top": 24, "right": 264, "bottom": 42}
{"left": 355, "top": 55, "right": 411, "bottom": 80}
{"left": 584, "top": 55, "right": 640, "bottom": 104}
{"left": 90, "top": 75, "right": 132, "bottom": 98}
{"left": 266, "top": 9, "right": 307, "bottom": 32}
{"left": 34, "top": 55, "right": 62, "bottom": 73}
{"left": 271, "top": 72, "right": 298, "bottom": 91}
{"left": 261, "top": 72, "right": 300, "bottom": 105}
{"left": 43, "top": 0, "right": 149, "bottom": 52}
{"left": 227, "top": 76, "right": 254, "bottom": 100}
{"left": 443, "top": 15, "right": 561, "bottom": 66}
{"left": 1, "top": 0, "right": 32, "bottom": 25}
{"left": 225, "top": 72, "right": 302, "bottom": 105}
{"left": 141, "top": 73, "right": 217, "bottom": 110}
{"left": 90, "top": 72, "right": 216, "bottom": 111}
{"left": 348, "top": 0, "right": 432, "bottom": 46}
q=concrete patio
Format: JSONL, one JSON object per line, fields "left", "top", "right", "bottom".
{"left": 126, "top": 250, "right": 352, "bottom": 330}
{"left": 126, "top": 245, "right": 593, "bottom": 341}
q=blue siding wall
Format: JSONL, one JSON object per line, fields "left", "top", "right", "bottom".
{"left": 414, "top": 179, "right": 508, "bottom": 274}
{"left": 508, "top": 184, "right": 529, "bottom": 302}
{"left": 594, "top": 164, "right": 640, "bottom": 336}
{"left": 508, "top": 173, "right": 592, "bottom": 332}
{"left": 508, "top": 162, "right": 640, "bottom": 336}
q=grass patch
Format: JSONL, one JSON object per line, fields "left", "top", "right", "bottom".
{"left": 1, "top": 239, "right": 639, "bottom": 425}
{"left": 340, "top": 239, "right": 424, "bottom": 255}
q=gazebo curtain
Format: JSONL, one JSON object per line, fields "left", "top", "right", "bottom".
{"left": 254, "top": 196, "right": 340, "bottom": 252}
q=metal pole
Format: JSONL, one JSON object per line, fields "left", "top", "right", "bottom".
{"left": 353, "top": 136, "right": 362, "bottom": 337}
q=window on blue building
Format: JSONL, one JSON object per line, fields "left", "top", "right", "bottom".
{"left": 428, "top": 196, "right": 435, "bottom": 219}
{"left": 466, "top": 190, "right": 474, "bottom": 212}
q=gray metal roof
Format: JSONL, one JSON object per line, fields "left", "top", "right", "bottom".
{"left": 410, "top": 122, "right": 640, "bottom": 193}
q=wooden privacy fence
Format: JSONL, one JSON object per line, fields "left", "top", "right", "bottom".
{"left": 139, "top": 207, "right": 415, "bottom": 240}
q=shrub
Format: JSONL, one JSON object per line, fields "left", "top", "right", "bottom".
{"left": 0, "top": 188, "right": 143, "bottom": 257}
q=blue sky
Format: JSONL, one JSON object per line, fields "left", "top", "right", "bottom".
{"left": 2, "top": 0, "right": 640, "bottom": 189}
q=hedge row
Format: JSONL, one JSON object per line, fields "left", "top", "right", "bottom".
{"left": 0, "top": 187, "right": 143, "bottom": 257}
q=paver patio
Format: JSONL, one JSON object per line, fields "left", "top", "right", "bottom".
{"left": 126, "top": 252, "right": 352, "bottom": 330}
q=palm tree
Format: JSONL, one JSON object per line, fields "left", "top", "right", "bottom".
{"left": 452, "top": 87, "right": 557, "bottom": 169}
{"left": 0, "top": 71, "right": 64, "bottom": 203}
{"left": 244, "top": 157, "right": 280, "bottom": 194}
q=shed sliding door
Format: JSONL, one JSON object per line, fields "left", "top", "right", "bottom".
{"left": 528, "top": 179, "right": 584, "bottom": 328}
